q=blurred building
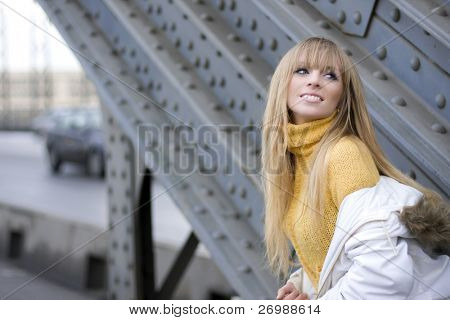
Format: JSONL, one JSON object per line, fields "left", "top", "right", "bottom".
{"left": 0, "top": 71, "right": 99, "bottom": 130}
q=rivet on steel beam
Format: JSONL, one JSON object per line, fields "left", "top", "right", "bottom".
{"left": 142, "top": 102, "right": 150, "bottom": 110}
{"left": 180, "top": 183, "right": 189, "bottom": 190}
{"left": 282, "top": 0, "right": 294, "bottom": 4}
{"left": 79, "top": 43, "right": 87, "bottom": 50}
{"left": 241, "top": 239, "right": 253, "bottom": 249}
{"left": 201, "top": 187, "right": 214, "bottom": 196}
{"left": 212, "top": 231, "right": 226, "bottom": 240}
{"left": 217, "top": 0, "right": 225, "bottom": 11}
{"left": 270, "top": 38, "right": 278, "bottom": 51}
{"left": 342, "top": 47, "right": 352, "bottom": 56}
{"left": 64, "top": 24, "right": 73, "bottom": 31}
{"left": 432, "top": 6, "right": 448, "bottom": 17}
{"left": 104, "top": 79, "right": 113, "bottom": 86}
{"left": 223, "top": 209, "right": 240, "bottom": 219}
{"left": 120, "top": 69, "right": 127, "bottom": 76}
{"left": 244, "top": 206, "right": 252, "bottom": 218}
{"left": 373, "top": 70, "right": 387, "bottom": 80}
{"left": 238, "top": 265, "right": 251, "bottom": 273}
{"left": 435, "top": 94, "right": 446, "bottom": 109}
{"left": 54, "top": 8, "right": 62, "bottom": 15}
{"left": 194, "top": 0, "right": 205, "bottom": 4}
{"left": 337, "top": 11, "right": 346, "bottom": 24}
{"left": 118, "top": 98, "right": 127, "bottom": 106}
{"left": 238, "top": 54, "right": 252, "bottom": 62}
{"left": 203, "top": 58, "right": 210, "bottom": 69}
{"left": 317, "top": 20, "right": 330, "bottom": 29}
{"left": 210, "top": 103, "right": 222, "bottom": 111}
{"left": 227, "top": 33, "right": 240, "bottom": 41}
{"left": 410, "top": 57, "right": 420, "bottom": 71}
{"left": 240, "top": 101, "right": 246, "bottom": 111}
{"left": 129, "top": 11, "right": 137, "bottom": 18}
{"left": 228, "top": 182, "right": 236, "bottom": 194}
{"left": 391, "top": 96, "right": 407, "bottom": 107}
{"left": 200, "top": 13, "right": 213, "bottom": 21}
{"left": 154, "top": 43, "right": 164, "bottom": 50}
{"left": 431, "top": 123, "right": 447, "bottom": 134}
{"left": 353, "top": 11, "right": 362, "bottom": 25}
{"left": 408, "top": 170, "right": 416, "bottom": 180}
{"left": 90, "top": 31, "right": 97, "bottom": 37}
{"left": 255, "top": 38, "right": 264, "bottom": 50}
{"left": 209, "top": 76, "right": 216, "bottom": 87}
{"left": 149, "top": 27, "right": 158, "bottom": 34}
{"left": 194, "top": 206, "right": 207, "bottom": 215}
{"left": 240, "top": 187, "right": 247, "bottom": 198}
{"left": 250, "top": 19, "right": 257, "bottom": 31}
{"left": 229, "top": 0, "right": 236, "bottom": 11}
{"left": 194, "top": 57, "right": 201, "bottom": 67}
{"left": 329, "top": 0, "right": 336, "bottom": 3}
{"left": 184, "top": 82, "right": 196, "bottom": 89}
{"left": 391, "top": 8, "right": 400, "bottom": 22}
{"left": 235, "top": 16, "right": 242, "bottom": 28}
{"left": 376, "top": 46, "right": 387, "bottom": 60}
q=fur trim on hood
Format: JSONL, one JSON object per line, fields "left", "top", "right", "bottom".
{"left": 400, "top": 194, "right": 450, "bottom": 255}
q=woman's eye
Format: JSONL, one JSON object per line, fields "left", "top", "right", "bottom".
{"left": 325, "top": 72, "right": 337, "bottom": 80}
{"left": 295, "top": 68, "right": 308, "bottom": 75}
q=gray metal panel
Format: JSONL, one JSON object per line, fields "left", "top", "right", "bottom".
{"left": 304, "top": 0, "right": 377, "bottom": 36}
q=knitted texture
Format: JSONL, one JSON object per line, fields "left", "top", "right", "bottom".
{"left": 284, "top": 112, "right": 380, "bottom": 290}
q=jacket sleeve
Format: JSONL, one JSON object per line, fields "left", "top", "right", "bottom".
{"left": 319, "top": 216, "right": 415, "bottom": 300}
{"left": 286, "top": 268, "right": 303, "bottom": 291}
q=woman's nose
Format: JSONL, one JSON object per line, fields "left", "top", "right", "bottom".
{"left": 307, "top": 71, "right": 321, "bottom": 87}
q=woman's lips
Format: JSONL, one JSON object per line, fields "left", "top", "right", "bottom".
{"left": 300, "top": 94, "right": 323, "bottom": 103}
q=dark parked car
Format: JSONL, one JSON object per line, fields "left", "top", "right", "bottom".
{"left": 31, "top": 108, "right": 75, "bottom": 138}
{"left": 46, "top": 109, "right": 105, "bottom": 178}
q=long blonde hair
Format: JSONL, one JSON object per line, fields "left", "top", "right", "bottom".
{"left": 261, "top": 37, "right": 441, "bottom": 277}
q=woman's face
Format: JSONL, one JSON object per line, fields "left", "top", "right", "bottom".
{"left": 287, "top": 60, "right": 343, "bottom": 125}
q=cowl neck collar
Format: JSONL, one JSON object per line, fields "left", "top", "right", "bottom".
{"left": 286, "top": 111, "right": 337, "bottom": 157}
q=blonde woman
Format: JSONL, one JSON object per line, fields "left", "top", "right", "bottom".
{"left": 261, "top": 37, "right": 450, "bottom": 300}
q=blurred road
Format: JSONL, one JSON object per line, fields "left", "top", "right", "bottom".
{"left": 0, "top": 131, "right": 107, "bottom": 228}
{"left": 0, "top": 131, "right": 204, "bottom": 253}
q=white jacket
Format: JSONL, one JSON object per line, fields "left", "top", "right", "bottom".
{"left": 287, "top": 176, "right": 450, "bottom": 300}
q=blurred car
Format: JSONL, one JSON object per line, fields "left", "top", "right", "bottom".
{"left": 45, "top": 108, "right": 105, "bottom": 178}
{"left": 31, "top": 107, "right": 95, "bottom": 138}
{"left": 31, "top": 109, "right": 73, "bottom": 138}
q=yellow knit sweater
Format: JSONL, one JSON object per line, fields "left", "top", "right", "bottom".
{"left": 283, "top": 111, "right": 380, "bottom": 290}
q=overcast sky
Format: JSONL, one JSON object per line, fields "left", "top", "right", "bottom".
{"left": 1, "top": 0, "right": 81, "bottom": 72}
